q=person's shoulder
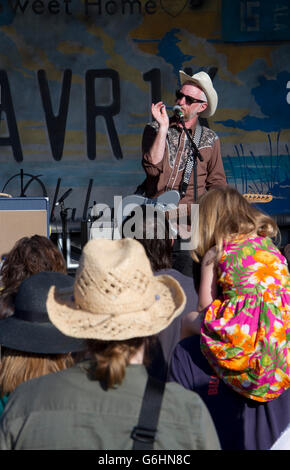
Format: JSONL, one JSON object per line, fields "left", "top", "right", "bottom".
{"left": 13, "top": 366, "right": 68, "bottom": 393}
{"left": 198, "top": 126, "right": 219, "bottom": 149}
{"left": 160, "top": 268, "right": 192, "bottom": 284}
{"left": 144, "top": 120, "right": 159, "bottom": 131}
{"left": 202, "top": 246, "right": 217, "bottom": 266}
{"left": 172, "top": 334, "right": 201, "bottom": 363}
{"left": 2, "top": 364, "right": 84, "bottom": 416}
{"left": 161, "top": 377, "right": 219, "bottom": 445}
{"left": 201, "top": 125, "right": 218, "bottom": 138}
{"left": 163, "top": 379, "right": 207, "bottom": 414}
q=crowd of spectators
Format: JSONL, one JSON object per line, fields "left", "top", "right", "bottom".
{"left": 0, "top": 188, "right": 289, "bottom": 451}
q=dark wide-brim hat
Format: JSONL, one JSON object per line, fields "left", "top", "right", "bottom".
{"left": 0, "top": 272, "right": 86, "bottom": 354}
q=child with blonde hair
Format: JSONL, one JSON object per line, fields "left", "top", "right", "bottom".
{"left": 191, "top": 186, "right": 290, "bottom": 402}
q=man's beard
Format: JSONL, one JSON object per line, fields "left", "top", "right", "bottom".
{"left": 183, "top": 107, "right": 200, "bottom": 122}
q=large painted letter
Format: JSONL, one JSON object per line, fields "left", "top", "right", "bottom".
{"left": 0, "top": 70, "right": 23, "bottom": 162}
{"left": 143, "top": 68, "right": 161, "bottom": 105}
{"left": 86, "top": 69, "right": 122, "bottom": 160}
{"left": 287, "top": 80, "right": 290, "bottom": 104}
{"left": 38, "top": 69, "right": 72, "bottom": 161}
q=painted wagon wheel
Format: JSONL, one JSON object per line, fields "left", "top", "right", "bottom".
{"left": 2, "top": 172, "right": 48, "bottom": 197}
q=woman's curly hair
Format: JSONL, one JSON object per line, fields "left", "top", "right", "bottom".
{"left": 0, "top": 235, "right": 66, "bottom": 318}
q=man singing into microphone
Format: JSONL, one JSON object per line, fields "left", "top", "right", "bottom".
{"left": 141, "top": 70, "right": 227, "bottom": 237}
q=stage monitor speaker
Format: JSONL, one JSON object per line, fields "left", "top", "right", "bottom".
{"left": 0, "top": 197, "right": 49, "bottom": 258}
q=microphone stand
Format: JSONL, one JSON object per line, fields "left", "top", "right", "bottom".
{"left": 55, "top": 188, "right": 73, "bottom": 268}
{"left": 59, "top": 201, "right": 69, "bottom": 266}
{"left": 178, "top": 116, "right": 203, "bottom": 203}
{"left": 20, "top": 169, "right": 26, "bottom": 197}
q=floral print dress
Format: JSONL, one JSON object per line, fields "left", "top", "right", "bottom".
{"left": 200, "top": 235, "right": 290, "bottom": 402}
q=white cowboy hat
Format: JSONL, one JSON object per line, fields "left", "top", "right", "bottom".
{"left": 46, "top": 238, "right": 186, "bottom": 341}
{"left": 179, "top": 70, "right": 218, "bottom": 118}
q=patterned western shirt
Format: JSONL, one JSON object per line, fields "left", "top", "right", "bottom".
{"left": 142, "top": 117, "right": 227, "bottom": 207}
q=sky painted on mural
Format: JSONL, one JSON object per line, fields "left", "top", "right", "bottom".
{"left": 156, "top": 28, "right": 193, "bottom": 80}
{"left": 217, "top": 71, "right": 290, "bottom": 132}
{"left": 0, "top": 0, "right": 15, "bottom": 26}
{"left": 0, "top": 3, "right": 289, "bottom": 215}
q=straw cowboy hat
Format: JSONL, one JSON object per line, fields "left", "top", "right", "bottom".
{"left": 179, "top": 70, "right": 218, "bottom": 118}
{"left": 47, "top": 238, "right": 186, "bottom": 341}
{"left": 0, "top": 272, "right": 86, "bottom": 354}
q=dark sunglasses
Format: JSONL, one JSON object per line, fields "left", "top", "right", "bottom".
{"left": 175, "top": 90, "right": 205, "bottom": 105}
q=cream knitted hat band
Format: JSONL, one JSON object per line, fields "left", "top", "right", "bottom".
{"left": 73, "top": 281, "right": 161, "bottom": 316}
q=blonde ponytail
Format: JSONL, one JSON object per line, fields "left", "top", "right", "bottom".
{"left": 87, "top": 338, "right": 147, "bottom": 389}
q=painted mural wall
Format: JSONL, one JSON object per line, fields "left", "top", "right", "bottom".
{"left": 0, "top": 0, "right": 289, "bottom": 219}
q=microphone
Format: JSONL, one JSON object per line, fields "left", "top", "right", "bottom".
{"left": 173, "top": 105, "right": 204, "bottom": 162}
{"left": 55, "top": 188, "right": 73, "bottom": 206}
{"left": 173, "top": 105, "right": 184, "bottom": 121}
